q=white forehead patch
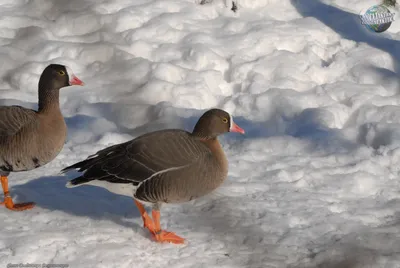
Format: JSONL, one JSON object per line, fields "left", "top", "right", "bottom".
{"left": 65, "top": 66, "right": 75, "bottom": 78}
{"left": 229, "top": 114, "right": 233, "bottom": 130}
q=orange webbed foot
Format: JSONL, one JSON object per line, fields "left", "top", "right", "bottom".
{"left": 152, "top": 230, "right": 185, "bottom": 244}
{"left": 149, "top": 209, "right": 185, "bottom": 244}
{"left": 142, "top": 212, "right": 185, "bottom": 244}
{"left": 1, "top": 196, "right": 35, "bottom": 211}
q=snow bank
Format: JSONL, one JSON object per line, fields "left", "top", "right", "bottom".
{"left": 1, "top": 0, "right": 400, "bottom": 267}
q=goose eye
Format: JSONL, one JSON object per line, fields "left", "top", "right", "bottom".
{"left": 58, "top": 70, "right": 66, "bottom": 76}
{"left": 222, "top": 118, "right": 228, "bottom": 123}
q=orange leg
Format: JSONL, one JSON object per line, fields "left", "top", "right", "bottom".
{"left": 133, "top": 199, "right": 184, "bottom": 244}
{"left": 0, "top": 176, "right": 35, "bottom": 211}
{"left": 134, "top": 199, "right": 154, "bottom": 229}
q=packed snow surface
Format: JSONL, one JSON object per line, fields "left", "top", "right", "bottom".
{"left": 1, "top": 0, "right": 400, "bottom": 267}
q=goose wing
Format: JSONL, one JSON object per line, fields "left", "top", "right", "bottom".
{"left": 62, "top": 130, "right": 211, "bottom": 184}
{"left": 0, "top": 106, "right": 37, "bottom": 138}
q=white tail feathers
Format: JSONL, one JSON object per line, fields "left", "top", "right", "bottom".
{"left": 65, "top": 181, "right": 78, "bottom": 188}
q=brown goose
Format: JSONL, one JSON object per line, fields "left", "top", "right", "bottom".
{"left": 0, "top": 64, "right": 84, "bottom": 211}
{"left": 62, "top": 108, "right": 244, "bottom": 244}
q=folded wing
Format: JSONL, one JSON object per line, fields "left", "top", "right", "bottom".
{"left": 62, "top": 130, "right": 211, "bottom": 186}
{"left": 0, "top": 106, "right": 37, "bottom": 139}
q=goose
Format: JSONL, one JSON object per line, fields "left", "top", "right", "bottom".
{"left": 62, "top": 108, "right": 244, "bottom": 244}
{"left": 0, "top": 64, "right": 84, "bottom": 211}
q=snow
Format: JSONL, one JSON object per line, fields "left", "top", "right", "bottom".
{"left": 1, "top": 0, "right": 400, "bottom": 267}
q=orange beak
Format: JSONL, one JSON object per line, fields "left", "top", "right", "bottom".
{"left": 230, "top": 121, "right": 245, "bottom": 134}
{"left": 69, "top": 75, "right": 84, "bottom": 86}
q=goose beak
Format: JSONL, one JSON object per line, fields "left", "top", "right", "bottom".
{"left": 230, "top": 119, "right": 245, "bottom": 134}
{"left": 69, "top": 75, "right": 84, "bottom": 86}
{"left": 66, "top": 66, "right": 84, "bottom": 86}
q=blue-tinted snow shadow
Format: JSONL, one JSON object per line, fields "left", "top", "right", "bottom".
{"left": 64, "top": 113, "right": 110, "bottom": 142}
{"left": 291, "top": 0, "right": 400, "bottom": 77}
{"left": 225, "top": 110, "right": 359, "bottom": 154}
{"left": 65, "top": 113, "right": 97, "bottom": 129}
{"left": 11, "top": 174, "right": 142, "bottom": 229}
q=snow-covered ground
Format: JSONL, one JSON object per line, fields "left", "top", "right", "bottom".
{"left": 1, "top": 0, "right": 400, "bottom": 267}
